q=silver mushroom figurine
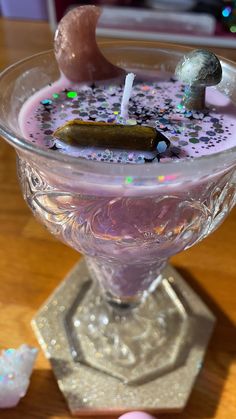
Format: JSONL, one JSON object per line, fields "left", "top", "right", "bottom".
{"left": 175, "top": 49, "right": 222, "bottom": 111}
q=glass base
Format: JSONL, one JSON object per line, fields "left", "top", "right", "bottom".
{"left": 65, "top": 275, "right": 190, "bottom": 385}
{"left": 32, "top": 259, "right": 215, "bottom": 415}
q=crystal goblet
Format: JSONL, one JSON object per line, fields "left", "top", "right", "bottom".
{"left": 0, "top": 42, "right": 235, "bottom": 412}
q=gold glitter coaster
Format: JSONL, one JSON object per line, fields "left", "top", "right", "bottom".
{"left": 32, "top": 260, "right": 215, "bottom": 416}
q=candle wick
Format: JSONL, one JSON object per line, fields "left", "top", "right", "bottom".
{"left": 120, "top": 73, "right": 135, "bottom": 120}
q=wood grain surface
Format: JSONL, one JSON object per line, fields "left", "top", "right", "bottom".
{"left": 0, "top": 18, "right": 236, "bottom": 419}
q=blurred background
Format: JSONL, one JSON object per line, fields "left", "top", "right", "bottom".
{"left": 0, "top": 0, "right": 235, "bottom": 46}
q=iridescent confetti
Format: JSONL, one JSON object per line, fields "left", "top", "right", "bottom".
{"left": 20, "top": 78, "right": 236, "bottom": 164}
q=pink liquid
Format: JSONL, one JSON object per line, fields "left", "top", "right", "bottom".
{"left": 18, "top": 77, "right": 236, "bottom": 298}
{"left": 19, "top": 77, "right": 236, "bottom": 163}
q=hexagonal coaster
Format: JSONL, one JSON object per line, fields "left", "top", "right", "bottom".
{"left": 32, "top": 259, "right": 215, "bottom": 416}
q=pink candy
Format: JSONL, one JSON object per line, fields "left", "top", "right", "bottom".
{"left": 119, "top": 412, "right": 157, "bottom": 419}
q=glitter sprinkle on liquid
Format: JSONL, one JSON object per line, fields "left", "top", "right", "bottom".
{"left": 19, "top": 78, "right": 236, "bottom": 164}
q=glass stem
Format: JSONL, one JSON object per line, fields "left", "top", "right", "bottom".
{"left": 85, "top": 255, "right": 167, "bottom": 311}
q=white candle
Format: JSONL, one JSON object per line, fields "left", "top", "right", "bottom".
{"left": 120, "top": 72, "right": 135, "bottom": 120}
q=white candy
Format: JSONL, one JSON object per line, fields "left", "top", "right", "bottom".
{"left": 0, "top": 344, "right": 38, "bottom": 408}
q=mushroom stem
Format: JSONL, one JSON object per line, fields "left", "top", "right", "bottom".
{"left": 182, "top": 85, "right": 206, "bottom": 110}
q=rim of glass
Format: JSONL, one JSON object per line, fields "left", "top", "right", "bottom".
{"left": 0, "top": 40, "right": 236, "bottom": 177}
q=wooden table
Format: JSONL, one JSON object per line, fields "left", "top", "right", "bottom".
{"left": 0, "top": 18, "right": 236, "bottom": 419}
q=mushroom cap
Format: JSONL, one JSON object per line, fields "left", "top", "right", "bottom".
{"left": 175, "top": 49, "right": 222, "bottom": 86}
